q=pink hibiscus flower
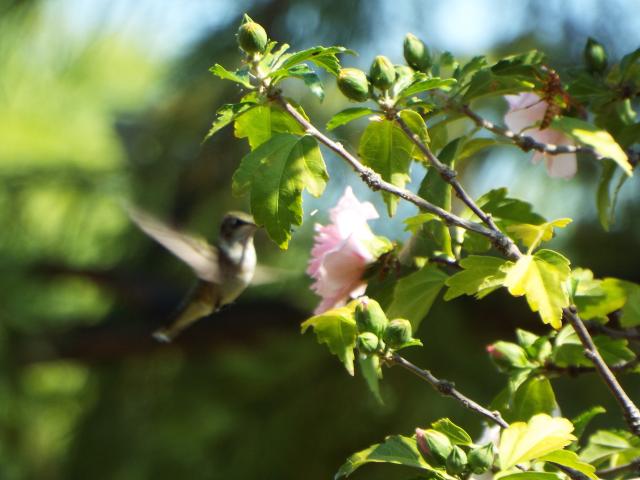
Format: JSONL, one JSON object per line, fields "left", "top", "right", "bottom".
{"left": 504, "top": 92, "right": 577, "bottom": 179}
{"left": 307, "top": 186, "right": 380, "bottom": 314}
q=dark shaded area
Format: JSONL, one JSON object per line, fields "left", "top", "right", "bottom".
{"left": 1, "top": 1, "right": 639, "bottom": 479}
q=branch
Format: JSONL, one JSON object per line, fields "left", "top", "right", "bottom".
{"left": 387, "top": 352, "right": 509, "bottom": 428}
{"left": 543, "top": 358, "right": 639, "bottom": 377}
{"left": 457, "top": 104, "right": 604, "bottom": 160}
{"left": 596, "top": 458, "right": 640, "bottom": 477}
{"left": 585, "top": 320, "right": 640, "bottom": 341}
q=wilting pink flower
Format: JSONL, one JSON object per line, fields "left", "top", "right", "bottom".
{"left": 307, "top": 186, "right": 379, "bottom": 314}
{"left": 504, "top": 93, "right": 577, "bottom": 179}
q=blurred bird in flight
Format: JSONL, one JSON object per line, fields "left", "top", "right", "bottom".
{"left": 128, "top": 207, "right": 258, "bottom": 342}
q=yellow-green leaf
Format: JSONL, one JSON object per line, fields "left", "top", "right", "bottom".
{"left": 498, "top": 414, "right": 576, "bottom": 470}
{"left": 539, "top": 450, "right": 597, "bottom": 480}
{"left": 552, "top": 117, "right": 632, "bottom": 176}
{"left": 503, "top": 250, "right": 571, "bottom": 329}
{"left": 507, "top": 218, "right": 572, "bottom": 252}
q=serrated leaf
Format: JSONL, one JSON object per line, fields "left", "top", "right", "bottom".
{"left": 335, "top": 435, "right": 445, "bottom": 479}
{"left": 491, "top": 50, "right": 545, "bottom": 78}
{"left": 386, "top": 264, "right": 448, "bottom": 330}
{"left": 539, "top": 450, "right": 597, "bottom": 479}
{"left": 326, "top": 107, "right": 377, "bottom": 130}
{"left": 498, "top": 414, "right": 576, "bottom": 470}
{"left": 280, "top": 45, "right": 354, "bottom": 76}
{"left": 301, "top": 304, "right": 357, "bottom": 375}
{"left": 619, "top": 280, "right": 640, "bottom": 327}
{"left": 571, "top": 270, "right": 626, "bottom": 320}
{"left": 512, "top": 376, "right": 557, "bottom": 422}
{"left": 209, "top": 63, "right": 253, "bottom": 89}
{"left": 552, "top": 325, "right": 635, "bottom": 367}
{"left": 475, "top": 188, "right": 546, "bottom": 226}
{"left": 463, "top": 69, "right": 534, "bottom": 102}
{"left": 551, "top": 117, "right": 632, "bottom": 176}
{"left": 280, "top": 64, "right": 325, "bottom": 100}
{"left": 358, "top": 118, "right": 416, "bottom": 216}
{"left": 232, "top": 133, "right": 328, "bottom": 248}
{"left": 432, "top": 418, "right": 473, "bottom": 446}
{"left": 399, "top": 77, "right": 457, "bottom": 98}
{"left": 504, "top": 250, "right": 571, "bottom": 329}
{"left": 358, "top": 353, "right": 383, "bottom": 403}
{"left": 444, "top": 255, "right": 510, "bottom": 301}
{"left": 205, "top": 101, "right": 258, "bottom": 141}
{"left": 507, "top": 218, "right": 572, "bottom": 252}
{"left": 234, "top": 105, "right": 306, "bottom": 149}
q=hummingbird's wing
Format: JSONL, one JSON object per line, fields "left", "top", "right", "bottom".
{"left": 128, "top": 206, "right": 221, "bottom": 283}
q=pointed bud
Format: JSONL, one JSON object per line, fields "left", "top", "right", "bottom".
{"left": 369, "top": 55, "right": 397, "bottom": 90}
{"left": 383, "top": 318, "right": 413, "bottom": 348}
{"left": 337, "top": 68, "right": 370, "bottom": 102}
{"left": 355, "top": 297, "right": 388, "bottom": 337}
{"left": 237, "top": 15, "right": 268, "bottom": 54}
{"left": 357, "top": 332, "right": 380, "bottom": 354}
{"left": 486, "top": 341, "right": 529, "bottom": 371}
{"left": 446, "top": 445, "right": 468, "bottom": 475}
{"left": 415, "top": 428, "right": 452, "bottom": 465}
{"left": 403, "top": 33, "right": 432, "bottom": 72}
{"left": 468, "top": 443, "right": 495, "bottom": 474}
{"left": 584, "top": 37, "right": 608, "bottom": 73}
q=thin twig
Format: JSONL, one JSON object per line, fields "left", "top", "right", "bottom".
{"left": 543, "top": 358, "right": 639, "bottom": 376}
{"left": 596, "top": 458, "right": 640, "bottom": 477}
{"left": 387, "top": 352, "right": 509, "bottom": 428}
{"left": 585, "top": 320, "right": 640, "bottom": 341}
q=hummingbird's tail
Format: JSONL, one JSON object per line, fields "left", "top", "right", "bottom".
{"left": 152, "top": 295, "right": 215, "bottom": 343}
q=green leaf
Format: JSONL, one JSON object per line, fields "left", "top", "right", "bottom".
{"left": 463, "top": 69, "right": 534, "bottom": 102}
{"left": 444, "top": 255, "right": 510, "bottom": 301}
{"left": 570, "top": 270, "right": 626, "bottom": 320}
{"left": 571, "top": 406, "right": 606, "bottom": 439}
{"left": 539, "top": 450, "right": 597, "bottom": 479}
{"left": 335, "top": 435, "right": 443, "bottom": 479}
{"left": 475, "top": 188, "right": 546, "bottom": 226}
{"left": 457, "top": 137, "right": 515, "bottom": 162}
{"left": 280, "top": 45, "right": 354, "bottom": 76}
{"left": 491, "top": 50, "right": 545, "bottom": 78}
{"left": 209, "top": 63, "right": 253, "bottom": 89}
{"left": 280, "top": 64, "right": 325, "bottom": 100}
{"left": 511, "top": 376, "right": 557, "bottom": 422}
{"left": 204, "top": 101, "right": 258, "bottom": 141}
{"left": 503, "top": 250, "right": 571, "bottom": 329}
{"left": 232, "top": 133, "right": 328, "bottom": 248}
{"left": 358, "top": 353, "right": 383, "bottom": 403}
{"left": 552, "top": 325, "right": 635, "bottom": 367}
{"left": 399, "top": 109, "right": 431, "bottom": 151}
{"left": 398, "top": 77, "right": 457, "bottom": 98}
{"left": 358, "top": 118, "right": 416, "bottom": 216}
{"left": 551, "top": 117, "right": 632, "bottom": 176}
{"left": 597, "top": 160, "right": 617, "bottom": 231}
{"left": 498, "top": 473, "right": 561, "bottom": 480}
{"left": 386, "top": 264, "right": 448, "bottom": 330}
{"left": 507, "top": 218, "right": 572, "bottom": 252}
{"left": 432, "top": 418, "right": 473, "bottom": 446}
{"left": 619, "top": 280, "right": 640, "bottom": 327}
{"left": 581, "top": 429, "right": 638, "bottom": 464}
{"left": 498, "top": 414, "right": 576, "bottom": 470}
{"left": 234, "top": 104, "right": 305, "bottom": 149}
{"left": 326, "top": 107, "right": 376, "bottom": 130}
{"left": 301, "top": 303, "right": 357, "bottom": 375}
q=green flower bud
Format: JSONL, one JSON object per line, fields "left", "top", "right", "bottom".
{"left": 355, "top": 297, "right": 388, "bottom": 336}
{"left": 357, "top": 332, "right": 380, "bottom": 354}
{"left": 486, "top": 341, "right": 530, "bottom": 371}
{"left": 446, "top": 445, "right": 468, "bottom": 475}
{"left": 584, "top": 37, "right": 608, "bottom": 73}
{"left": 383, "top": 319, "right": 413, "bottom": 348}
{"left": 237, "top": 15, "right": 268, "bottom": 54}
{"left": 369, "top": 55, "right": 396, "bottom": 90}
{"left": 403, "top": 33, "right": 432, "bottom": 72}
{"left": 468, "top": 443, "right": 494, "bottom": 474}
{"left": 337, "top": 68, "right": 370, "bottom": 102}
{"left": 420, "top": 429, "right": 453, "bottom": 465}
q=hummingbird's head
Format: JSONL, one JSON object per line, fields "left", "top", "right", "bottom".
{"left": 219, "top": 211, "right": 257, "bottom": 245}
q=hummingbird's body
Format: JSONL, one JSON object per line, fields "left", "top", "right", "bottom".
{"left": 128, "top": 208, "right": 257, "bottom": 342}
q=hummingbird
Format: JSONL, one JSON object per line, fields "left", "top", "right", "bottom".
{"left": 128, "top": 207, "right": 258, "bottom": 342}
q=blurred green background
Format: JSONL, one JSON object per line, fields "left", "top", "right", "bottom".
{"left": 1, "top": 0, "right": 639, "bottom": 478}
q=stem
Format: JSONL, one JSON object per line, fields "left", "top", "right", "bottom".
{"left": 387, "top": 352, "right": 509, "bottom": 428}
{"left": 596, "top": 458, "right": 640, "bottom": 477}
{"left": 543, "top": 358, "right": 639, "bottom": 376}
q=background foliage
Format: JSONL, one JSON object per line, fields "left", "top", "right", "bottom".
{"left": 1, "top": 1, "right": 639, "bottom": 479}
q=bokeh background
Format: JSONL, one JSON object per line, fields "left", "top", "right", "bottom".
{"left": 1, "top": 0, "right": 639, "bottom": 478}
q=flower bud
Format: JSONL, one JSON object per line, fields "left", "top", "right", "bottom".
{"left": 337, "top": 68, "right": 370, "bottom": 102}
{"left": 446, "top": 445, "right": 468, "bottom": 475}
{"left": 369, "top": 55, "right": 396, "bottom": 90}
{"left": 237, "top": 14, "right": 268, "bottom": 54}
{"left": 357, "top": 332, "right": 380, "bottom": 354}
{"left": 415, "top": 428, "right": 452, "bottom": 464}
{"left": 403, "top": 33, "right": 432, "bottom": 72}
{"left": 383, "top": 319, "right": 413, "bottom": 348}
{"left": 355, "top": 297, "right": 388, "bottom": 337}
{"left": 584, "top": 37, "right": 608, "bottom": 73}
{"left": 486, "top": 341, "right": 529, "bottom": 371}
{"left": 468, "top": 443, "right": 494, "bottom": 474}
